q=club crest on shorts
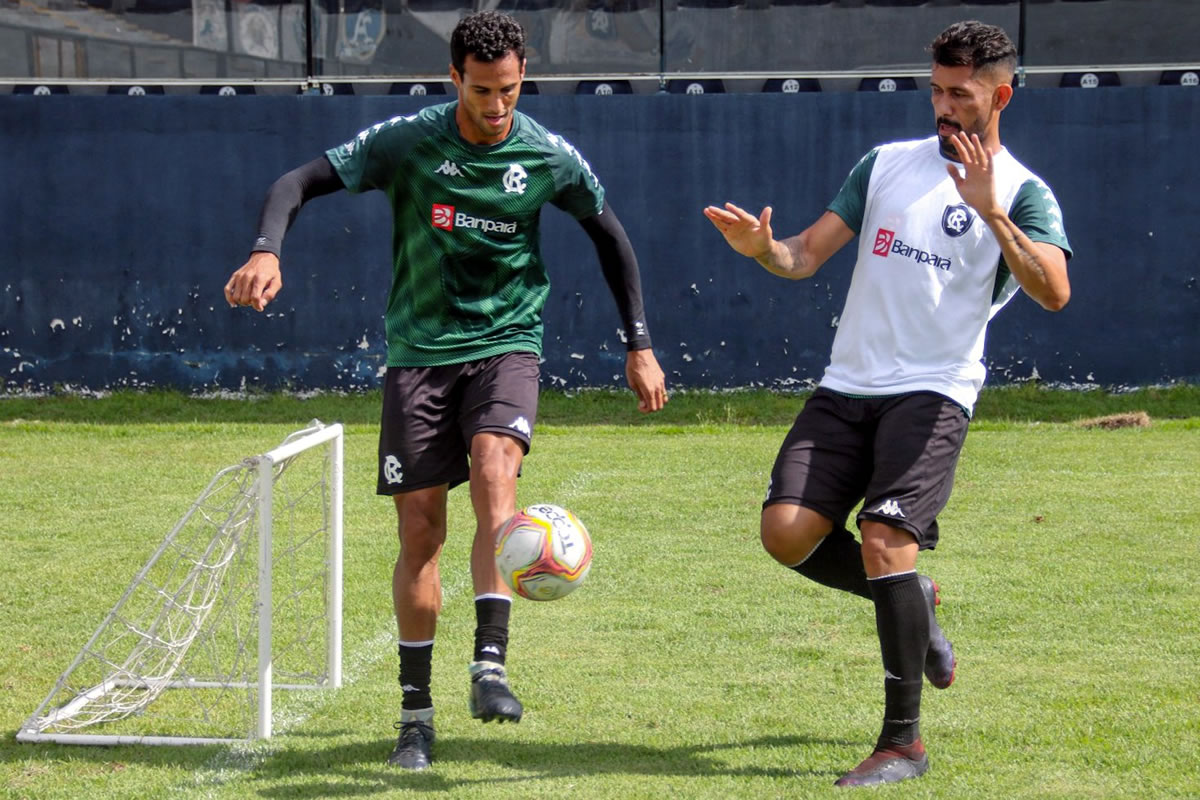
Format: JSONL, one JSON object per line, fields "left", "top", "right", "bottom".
{"left": 941, "top": 203, "right": 974, "bottom": 238}
{"left": 383, "top": 454, "right": 404, "bottom": 485}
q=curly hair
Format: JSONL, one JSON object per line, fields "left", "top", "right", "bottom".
{"left": 929, "top": 20, "right": 1017, "bottom": 80}
{"left": 450, "top": 11, "right": 526, "bottom": 76}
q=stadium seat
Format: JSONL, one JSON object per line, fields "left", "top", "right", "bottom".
{"left": 667, "top": 79, "right": 725, "bottom": 95}
{"left": 576, "top": 79, "right": 634, "bottom": 95}
{"left": 858, "top": 77, "right": 918, "bottom": 92}
{"left": 12, "top": 84, "right": 68, "bottom": 95}
{"left": 200, "top": 85, "right": 255, "bottom": 95}
{"left": 301, "top": 82, "right": 354, "bottom": 96}
{"left": 1059, "top": 71, "right": 1120, "bottom": 89}
{"left": 388, "top": 82, "right": 447, "bottom": 96}
{"left": 106, "top": 85, "right": 166, "bottom": 95}
{"left": 762, "top": 77, "right": 821, "bottom": 93}
{"left": 1159, "top": 70, "right": 1199, "bottom": 87}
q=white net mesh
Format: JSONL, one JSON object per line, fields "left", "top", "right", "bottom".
{"left": 19, "top": 421, "right": 341, "bottom": 744}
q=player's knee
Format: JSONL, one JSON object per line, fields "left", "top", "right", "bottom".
{"left": 470, "top": 434, "right": 523, "bottom": 485}
{"left": 760, "top": 504, "right": 830, "bottom": 565}
{"left": 859, "top": 521, "right": 918, "bottom": 576}
{"left": 760, "top": 514, "right": 810, "bottom": 565}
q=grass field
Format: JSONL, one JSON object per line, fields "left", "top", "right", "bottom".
{"left": 1, "top": 388, "right": 1198, "bottom": 799}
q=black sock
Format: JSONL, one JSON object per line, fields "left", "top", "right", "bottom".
{"left": 868, "top": 572, "right": 928, "bottom": 748}
{"left": 789, "top": 526, "right": 871, "bottom": 599}
{"left": 473, "top": 595, "right": 512, "bottom": 665}
{"left": 398, "top": 641, "right": 433, "bottom": 711}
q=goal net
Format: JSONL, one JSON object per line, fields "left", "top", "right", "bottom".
{"left": 17, "top": 420, "right": 344, "bottom": 746}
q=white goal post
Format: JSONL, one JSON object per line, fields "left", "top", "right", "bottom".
{"left": 17, "top": 420, "right": 344, "bottom": 746}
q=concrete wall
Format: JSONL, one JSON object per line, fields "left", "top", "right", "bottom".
{"left": 2, "top": 87, "right": 1197, "bottom": 393}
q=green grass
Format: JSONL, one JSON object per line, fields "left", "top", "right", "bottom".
{"left": 2, "top": 382, "right": 1199, "bottom": 426}
{"left": 1, "top": 390, "right": 1198, "bottom": 798}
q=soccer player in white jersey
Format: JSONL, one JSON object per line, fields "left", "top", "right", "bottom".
{"left": 704, "top": 20, "right": 1071, "bottom": 787}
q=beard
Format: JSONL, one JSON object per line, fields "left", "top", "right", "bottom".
{"left": 936, "top": 112, "right": 991, "bottom": 159}
{"left": 937, "top": 118, "right": 964, "bottom": 159}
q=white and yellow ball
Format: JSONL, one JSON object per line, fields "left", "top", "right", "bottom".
{"left": 494, "top": 504, "right": 592, "bottom": 601}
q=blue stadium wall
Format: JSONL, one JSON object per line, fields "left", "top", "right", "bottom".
{"left": 2, "top": 89, "right": 1197, "bottom": 393}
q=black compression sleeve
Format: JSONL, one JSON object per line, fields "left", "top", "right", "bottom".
{"left": 578, "top": 201, "right": 653, "bottom": 351}
{"left": 250, "top": 156, "right": 345, "bottom": 256}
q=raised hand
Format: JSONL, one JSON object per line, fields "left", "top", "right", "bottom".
{"left": 703, "top": 202, "right": 774, "bottom": 260}
{"left": 945, "top": 131, "right": 1000, "bottom": 218}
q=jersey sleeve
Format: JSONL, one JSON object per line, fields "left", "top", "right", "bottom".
{"left": 325, "top": 115, "right": 415, "bottom": 194}
{"left": 825, "top": 148, "right": 879, "bottom": 235}
{"left": 1007, "top": 178, "right": 1073, "bottom": 259}
{"left": 542, "top": 133, "right": 606, "bottom": 220}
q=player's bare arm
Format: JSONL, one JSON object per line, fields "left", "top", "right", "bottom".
{"left": 704, "top": 203, "right": 854, "bottom": 279}
{"left": 625, "top": 347, "right": 667, "bottom": 413}
{"left": 946, "top": 131, "right": 1070, "bottom": 311}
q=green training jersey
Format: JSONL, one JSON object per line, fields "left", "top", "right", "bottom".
{"left": 326, "top": 102, "right": 605, "bottom": 367}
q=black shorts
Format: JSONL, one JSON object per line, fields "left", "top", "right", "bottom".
{"left": 376, "top": 351, "right": 540, "bottom": 495}
{"left": 763, "top": 388, "right": 969, "bottom": 549}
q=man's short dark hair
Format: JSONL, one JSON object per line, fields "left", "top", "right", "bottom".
{"left": 451, "top": 11, "right": 526, "bottom": 76}
{"left": 930, "top": 20, "right": 1017, "bottom": 80}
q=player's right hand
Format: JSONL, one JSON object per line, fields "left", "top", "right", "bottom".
{"left": 224, "top": 252, "right": 282, "bottom": 312}
{"left": 702, "top": 202, "right": 774, "bottom": 260}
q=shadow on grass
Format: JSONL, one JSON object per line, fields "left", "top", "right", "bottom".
{"left": 4, "top": 730, "right": 852, "bottom": 796}
{"left": 251, "top": 733, "right": 853, "bottom": 797}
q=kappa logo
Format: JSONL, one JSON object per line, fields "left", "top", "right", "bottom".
{"left": 383, "top": 454, "right": 404, "bottom": 485}
{"left": 942, "top": 203, "right": 974, "bottom": 237}
{"left": 435, "top": 159, "right": 463, "bottom": 177}
{"left": 873, "top": 228, "right": 896, "bottom": 257}
{"left": 873, "top": 499, "right": 906, "bottom": 518}
{"left": 508, "top": 416, "right": 531, "bottom": 436}
{"left": 502, "top": 163, "right": 528, "bottom": 195}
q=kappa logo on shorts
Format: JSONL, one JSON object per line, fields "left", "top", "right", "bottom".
{"left": 873, "top": 228, "right": 896, "bottom": 257}
{"left": 383, "top": 454, "right": 404, "bottom": 485}
{"left": 872, "top": 499, "right": 906, "bottom": 518}
{"left": 508, "top": 416, "right": 531, "bottom": 437}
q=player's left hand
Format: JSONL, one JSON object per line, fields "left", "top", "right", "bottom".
{"left": 945, "top": 131, "right": 1001, "bottom": 218}
{"left": 625, "top": 348, "right": 668, "bottom": 413}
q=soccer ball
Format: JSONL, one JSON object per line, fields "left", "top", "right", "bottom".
{"left": 494, "top": 504, "right": 592, "bottom": 601}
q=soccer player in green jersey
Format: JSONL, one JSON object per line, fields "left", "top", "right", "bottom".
{"left": 224, "top": 10, "right": 667, "bottom": 771}
{"left": 704, "top": 21, "right": 1070, "bottom": 787}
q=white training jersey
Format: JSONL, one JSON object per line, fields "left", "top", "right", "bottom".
{"left": 822, "top": 136, "right": 1071, "bottom": 414}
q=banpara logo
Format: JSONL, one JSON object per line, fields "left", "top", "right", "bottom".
{"left": 430, "top": 204, "right": 518, "bottom": 235}
{"left": 873, "top": 228, "right": 895, "bottom": 257}
{"left": 432, "top": 204, "right": 455, "bottom": 230}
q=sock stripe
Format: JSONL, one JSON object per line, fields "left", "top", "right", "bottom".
{"left": 868, "top": 569, "right": 918, "bottom": 581}
{"left": 474, "top": 593, "right": 513, "bottom": 603}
